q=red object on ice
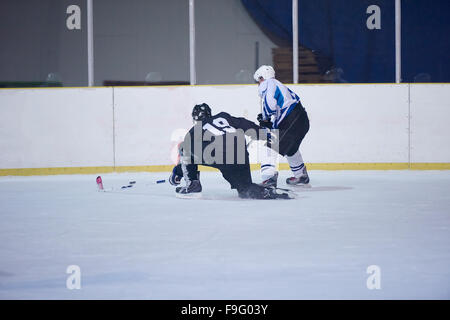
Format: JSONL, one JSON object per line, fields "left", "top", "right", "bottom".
{"left": 96, "top": 176, "right": 104, "bottom": 190}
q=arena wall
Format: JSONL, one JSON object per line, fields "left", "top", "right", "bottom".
{"left": 0, "top": 84, "right": 449, "bottom": 175}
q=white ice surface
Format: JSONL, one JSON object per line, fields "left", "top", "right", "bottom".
{"left": 0, "top": 170, "right": 449, "bottom": 299}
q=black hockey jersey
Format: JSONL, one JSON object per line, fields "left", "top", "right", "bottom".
{"left": 181, "top": 112, "right": 262, "bottom": 166}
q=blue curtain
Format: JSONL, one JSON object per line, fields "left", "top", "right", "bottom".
{"left": 242, "top": 0, "right": 450, "bottom": 83}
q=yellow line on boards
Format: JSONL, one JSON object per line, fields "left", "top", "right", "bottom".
{"left": 1, "top": 163, "right": 449, "bottom": 176}
{"left": 409, "top": 163, "right": 450, "bottom": 170}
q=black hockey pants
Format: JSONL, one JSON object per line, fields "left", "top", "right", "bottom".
{"left": 277, "top": 101, "right": 310, "bottom": 157}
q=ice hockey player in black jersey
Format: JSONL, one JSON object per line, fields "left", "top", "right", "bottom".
{"left": 169, "top": 103, "right": 293, "bottom": 199}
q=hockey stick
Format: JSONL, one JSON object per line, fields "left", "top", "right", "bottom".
{"left": 96, "top": 176, "right": 166, "bottom": 192}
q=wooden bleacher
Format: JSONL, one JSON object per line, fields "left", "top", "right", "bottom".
{"left": 272, "top": 46, "right": 322, "bottom": 83}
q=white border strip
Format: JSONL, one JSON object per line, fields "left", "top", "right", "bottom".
{"left": 395, "top": 0, "right": 401, "bottom": 83}
{"left": 189, "top": 0, "right": 196, "bottom": 85}
{"left": 292, "top": 0, "right": 299, "bottom": 84}
{"left": 87, "top": 0, "right": 94, "bottom": 86}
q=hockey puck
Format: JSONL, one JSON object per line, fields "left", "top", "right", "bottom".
{"left": 156, "top": 179, "right": 166, "bottom": 184}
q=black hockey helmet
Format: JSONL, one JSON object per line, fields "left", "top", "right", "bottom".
{"left": 192, "top": 103, "right": 212, "bottom": 121}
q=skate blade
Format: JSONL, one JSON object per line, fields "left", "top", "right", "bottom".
{"left": 175, "top": 192, "right": 202, "bottom": 199}
{"left": 290, "top": 183, "right": 311, "bottom": 188}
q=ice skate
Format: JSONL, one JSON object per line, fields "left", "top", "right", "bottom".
{"left": 175, "top": 180, "right": 202, "bottom": 199}
{"left": 286, "top": 167, "right": 311, "bottom": 188}
{"left": 260, "top": 171, "right": 278, "bottom": 188}
{"left": 238, "top": 182, "right": 294, "bottom": 199}
{"left": 267, "top": 186, "right": 296, "bottom": 199}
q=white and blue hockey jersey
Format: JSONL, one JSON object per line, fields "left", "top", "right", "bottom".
{"left": 258, "top": 78, "right": 300, "bottom": 129}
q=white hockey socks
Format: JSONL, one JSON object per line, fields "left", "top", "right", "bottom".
{"left": 259, "top": 144, "right": 278, "bottom": 181}
{"left": 286, "top": 150, "right": 305, "bottom": 178}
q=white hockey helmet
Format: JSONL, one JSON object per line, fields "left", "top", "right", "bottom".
{"left": 253, "top": 65, "right": 275, "bottom": 82}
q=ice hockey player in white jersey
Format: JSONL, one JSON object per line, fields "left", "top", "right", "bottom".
{"left": 253, "top": 65, "right": 310, "bottom": 187}
{"left": 169, "top": 103, "right": 294, "bottom": 199}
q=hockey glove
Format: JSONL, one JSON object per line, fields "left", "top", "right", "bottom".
{"left": 169, "top": 165, "right": 183, "bottom": 186}
{"left": 257, "top": 113, "right": 273, "bottom": 129}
